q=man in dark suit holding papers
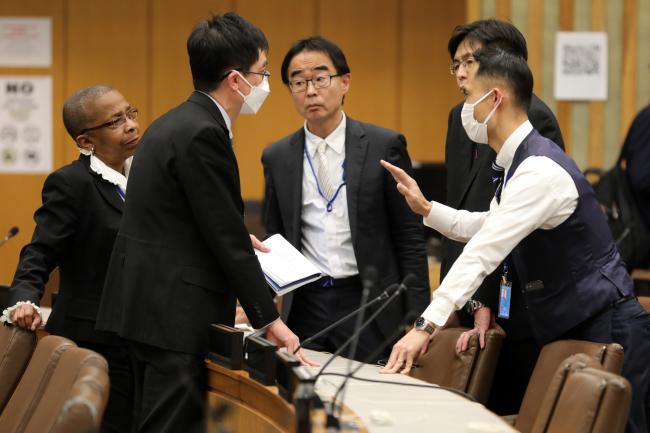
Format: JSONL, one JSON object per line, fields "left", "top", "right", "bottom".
{"left": 96, "top": 13, "right": 314, "bottom": 433}
{"left": 262, "top": 36, "right": 430, "bottom": 362}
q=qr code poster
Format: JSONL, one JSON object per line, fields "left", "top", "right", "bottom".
{"left": 554, "top": 32, "right": 608, "bottom": 100}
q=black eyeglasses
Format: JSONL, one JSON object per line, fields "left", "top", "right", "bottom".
{"left": 288, "top": 74, "right": 342, "bottom": 93}
{"left": 78, "top": 107, "right": 138, "bottom": 136}
{"left": 221, "top": 70, "right": 271, "bottom": 81}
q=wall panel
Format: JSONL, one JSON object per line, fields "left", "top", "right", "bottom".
{"left": 233, "top": 0, "right": 316, "bottom": 199}
{"left": 400, "top": 0, "right": 466, "bottom": 162}
{"left": 0, "top": 0, "right": 64, "bottom": 283}
{"left": 151, "top": 0, "right": 234, "bottom": 119}
{"left": 319, "top": 0, "right": 400, "bottom": 131}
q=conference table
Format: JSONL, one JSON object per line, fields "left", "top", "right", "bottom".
{"left": 206, "top": 349, "right": 518, "bottom": 433}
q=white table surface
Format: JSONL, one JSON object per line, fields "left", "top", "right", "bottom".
{"left": 304, "top": 350, "right": 518, "bottom": 433}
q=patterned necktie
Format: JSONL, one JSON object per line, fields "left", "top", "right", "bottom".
{"left": 492, "top": 161, "right": 505, "bottom": 203}
{"left": 316, "top": 140, "right": 334, "bottom": 200}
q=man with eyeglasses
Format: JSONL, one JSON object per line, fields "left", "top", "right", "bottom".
{"left": 261, "top": 36, "right": 430, "bottom": 362}
{"left": 95, "top": 13, "right": 315, "bottom": 433}
{"left": 441, "top": 19, "right": 565, "bottom": 415}
{"left": 2, "top": 85, "right": 139, "bottom": 433}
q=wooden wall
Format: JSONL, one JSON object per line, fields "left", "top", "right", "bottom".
{"left": 0, "top": 0, "right": 465, "bottom": 284}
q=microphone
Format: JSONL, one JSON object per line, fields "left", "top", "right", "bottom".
{"left": 315, "top": 274, "right": 417, "bottom": 430}
{"left": 314, "top": 273, "right": 417, "bottom": 382}
{"left": 293, "top": 269, "right": 394, "bottom": 355}
{"left": 0, "top": 226, "right": 19, "bottom": 247}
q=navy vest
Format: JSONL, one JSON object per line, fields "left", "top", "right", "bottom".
{"left": 505, "top": 130, "right": 633, "bottom": 343}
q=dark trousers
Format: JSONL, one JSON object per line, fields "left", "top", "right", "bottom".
{"left": 127, "top": 340, "right": 206, "bottom": 433}
{"left": 287, "top": 278, "right": 387, "bottom": 363}
{"left": 562, "top": 299, "right": 650, "bottom": 433}
{"left": 81, "top": 341, "right": 135, "bottom": 433}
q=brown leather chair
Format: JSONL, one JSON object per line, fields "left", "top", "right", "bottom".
{"left": 0, "top": 335, "right": 75, "bottom": 429}
{"left": 0, "top": 324, "right": 37, "bottom": 412}
{"left": 531, "top": 353, "right": 631, "bottom": 433}
{"left": 638, "top": 296, "right": 650, "bottom": 311}
{"left": 515, "top": 339, "right": 625, "bottom": 433}
{"left": 20, "top": 347, "right": 109, "bottom": 433}
{"left": 409, "top": 327, "right": 504, "bottom": 403}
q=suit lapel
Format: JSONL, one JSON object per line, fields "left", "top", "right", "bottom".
{"left": 83, "top": 158, "right": 124, "bottom": 213}
{"left": 455, "top": 143, "right": 494, "bottom": 208}
{"left": 287, "top": 130, "right": 305, "bottom": 246}
{"left": 344, "top": 118, "right": 368, "bottom": 246}
{"left": 188, "top": 91, "right": 245, "bottom": 213}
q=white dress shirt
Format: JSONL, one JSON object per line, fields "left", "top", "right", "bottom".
{"left": 301, "top": 112, "right": 358, "bottom": 278}
{"left": 199, "top": 91, "right": 233, "bottom": 139}
{"left": 421, "top": 120, "right": 579, "bottom": 326}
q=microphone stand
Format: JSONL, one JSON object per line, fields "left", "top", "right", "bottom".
{"left": 331, "top": 311, "right": 419, "bottom": 421}
{"left": 313, "top": 276, "right": 414, "bottom": 430}
{"left": 292, "top": 285, "right": 395, "bottom": 355}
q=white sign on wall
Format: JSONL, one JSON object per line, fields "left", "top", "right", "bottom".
{"left": 0, "top": 17, "right": 52, "bottom": 68}
{"left": 554, "top": 32, "right": 608, "bottom": 101}
{"left": 0, "top": 76, "right": 52, "bottom": 173}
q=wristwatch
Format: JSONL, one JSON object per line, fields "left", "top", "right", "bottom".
{"left": 413, "top": 316, "right": 436, "bottom": 335}
{"left": 465, "top": 299, "right": 485, "bottom": 315}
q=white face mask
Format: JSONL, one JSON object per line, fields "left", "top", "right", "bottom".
{"left": 460, "top": 89, "right": 500, "bottom": 144}
{"left": 234, "top": 71, "right": 270, "bottom": 115}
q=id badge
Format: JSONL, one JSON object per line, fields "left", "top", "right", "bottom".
{"left": 498, "top": 279, "right": 512, "bottom": 319}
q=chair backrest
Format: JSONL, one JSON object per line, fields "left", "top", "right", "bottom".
{"left": 531, "top": 353, "right": 631, "bottom": 433}
{"left": 466, "top": 329, "right": 504, "bottom": 403}
{"left": 410, "top": 327, "right": 504, "bottom": 403}
{"left": 516, "top": 339, "right": 625, "bottom": 433}
{"left": 638, "top": 296, "right": 650, "bottom": 311}
{"left": 0, "top": 325, "right": 37, "bottom": 412}
{"left": 22, "top": 347, "right": 109, "bottom": 433}
{"left": 0, "top": 335, "right": 75, "bottom": 431}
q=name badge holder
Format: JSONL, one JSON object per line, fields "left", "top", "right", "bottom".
{"left": 304, "top": 145, "right": 346, "bottom": 212}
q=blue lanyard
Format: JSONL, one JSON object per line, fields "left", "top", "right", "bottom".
{"left": 304, "top": 144, "right": 346, "bottom": 212}
{"left": 115, "top": 185, "right": 126, "bottom": 201}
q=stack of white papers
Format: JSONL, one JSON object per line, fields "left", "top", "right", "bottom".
{"left": 254, "top": 234, "right": 322, "bottom": 296}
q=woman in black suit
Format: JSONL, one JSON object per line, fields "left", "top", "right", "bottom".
{"left": 1, "top": 85, "right": 139, "bottom": 433}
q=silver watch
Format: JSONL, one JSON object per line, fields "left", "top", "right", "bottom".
{"left": 413, "top": 316, "right": 436, "bottom": 335}
{"left": 465, "top": 299, "right": 485, "bottom": 315}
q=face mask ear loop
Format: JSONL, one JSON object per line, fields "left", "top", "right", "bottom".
{"left": 483, "top": 93, "right": 501, "bottom": 125}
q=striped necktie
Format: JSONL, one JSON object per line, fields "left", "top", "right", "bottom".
{"left": 316, "top": 140, "right": 334, "bottom": 200}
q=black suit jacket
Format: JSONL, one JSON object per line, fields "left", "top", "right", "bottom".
{"left": 9, "top": 155, "right": 122, "bottom": 345}
{"left": 262, "top": 117, "right": 430, "bottom": 339}
{"left": 442, "top": 94, "right": 564, "bottom": 340}
{"left": 96, "top": 92, "right": 278, "bottom": 356}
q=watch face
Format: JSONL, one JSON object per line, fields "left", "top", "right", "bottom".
{"left": 415, "top": 317, "right": 425, "bottom": 328}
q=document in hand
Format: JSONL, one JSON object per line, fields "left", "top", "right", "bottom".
{"left": 254, "top": 234, "right": 322, "bottom": 296}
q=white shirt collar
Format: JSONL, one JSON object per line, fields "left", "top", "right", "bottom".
{"left": 304, "top": 112, "right": 346, "bottom": 158}
{"left": 496, "top": 120, "right": 533, "bottom": 171}
{"left": 198, "top": 91, "right": 233, "bottom": 139}
{"left": 88, "top": 153, "right": 132, "bottom": 193}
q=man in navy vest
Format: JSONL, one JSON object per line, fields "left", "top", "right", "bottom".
{"left": 380, "top": 47, "right": 650, "bottom": 433}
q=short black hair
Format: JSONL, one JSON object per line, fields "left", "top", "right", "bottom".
{"left": 187, "top": 12, "right": 268, "bottom": 92}
{"left": 62, "top": 85, "right": 113, "bottom": 139}
{"left": 280, "top": 36, "right": 350, "bottom": 85}
{"left": 448, "top": 19, "right": 528, "bottom": 61}
{"left": 474, "top": 47, "right": 533, "bottom": 112}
